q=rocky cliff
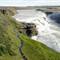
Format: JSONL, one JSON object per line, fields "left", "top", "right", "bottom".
{"left": 17, "top": 22, "right": 38, "bottom": 37}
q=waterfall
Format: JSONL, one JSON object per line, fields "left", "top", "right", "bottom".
{"left": 13, "top": 10, "right": 60, "bottom": 52}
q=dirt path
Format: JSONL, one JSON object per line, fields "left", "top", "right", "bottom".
{"left": 19, "top": 39, "right": 28, "bottom": 60}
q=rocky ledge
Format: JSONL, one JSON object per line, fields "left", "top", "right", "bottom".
{"left": 18, "top": 22, "right": 38, "bottom": 37}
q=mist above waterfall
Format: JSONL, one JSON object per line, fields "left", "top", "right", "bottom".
{"left": 13, "top": 9, "right": 60, "bottom": 52}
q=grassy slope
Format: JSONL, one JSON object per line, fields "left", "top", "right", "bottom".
{"left": 0, "top": 12, "right": 60, "bottom": 60}
{"left": 0, "top": 12, "right": 22, "bottom": 60}
{"left": 20, "top": 34, "right": 60, "bottom": 60}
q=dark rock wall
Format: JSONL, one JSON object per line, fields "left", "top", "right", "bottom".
{"left": 18, "top": 23, "right": 38, "bottom": 37}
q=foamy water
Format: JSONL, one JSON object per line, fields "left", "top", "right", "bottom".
{"left": 13, "top": 10, "right": 60, "bottom": 52}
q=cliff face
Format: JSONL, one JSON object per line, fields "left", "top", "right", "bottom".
{"left": 17, "top": 22, "right": 38, "bottom": 37}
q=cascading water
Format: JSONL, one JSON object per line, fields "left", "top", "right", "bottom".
{"left": 13, "top": 10, "right": 60, "bottom": 52}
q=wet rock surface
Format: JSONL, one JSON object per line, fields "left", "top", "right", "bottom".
{"left": 18, "top": 22, "right": 38, "bottom": 37}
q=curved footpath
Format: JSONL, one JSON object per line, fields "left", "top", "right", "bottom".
{"left": 19, "top": 39, "right": 28, "bottom": 60}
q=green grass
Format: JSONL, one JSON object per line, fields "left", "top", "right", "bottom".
{"left": 0, "top": 12, "right": 60, "bottom": 60}
{"left": 20, "top": 34, "right": 60, "bottom": 60}
{"left": 0, "top": 12, "right": 22, "bottom": 60}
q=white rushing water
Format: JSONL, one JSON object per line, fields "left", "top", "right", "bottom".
{"left": 13, "top": 10, "right": 60, "bottom": 52}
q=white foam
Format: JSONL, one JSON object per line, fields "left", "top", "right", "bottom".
{"left": 13, "top": 10, "right": 60, "bottom": 52}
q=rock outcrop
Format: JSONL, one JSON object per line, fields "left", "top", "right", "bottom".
{"left": 18, "top": 22, "right": 38, "bottom": 37}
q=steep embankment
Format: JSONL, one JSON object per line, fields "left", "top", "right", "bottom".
{"left": 20, "top": 34, "right": 60, "bottom": 60}
{"left": 0, "top": 12, "right": 22, "bottom": 60}
{"left": 0, "top": 10, "right": 60, "bottom": 60}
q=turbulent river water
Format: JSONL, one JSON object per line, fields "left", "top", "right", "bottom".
{"left": 13, "top": 10, "right": 60, "bottom": 52}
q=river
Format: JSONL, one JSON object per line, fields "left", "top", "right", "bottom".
{"left": 13, "top": 9, "right": 60, "bottom": 52}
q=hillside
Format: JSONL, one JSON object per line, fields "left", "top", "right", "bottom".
{"left": 0, "top": 10, "right": 60, "bottom": 60}
{"left": 20, "top": 34, "right": 60, "bottom": 60}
